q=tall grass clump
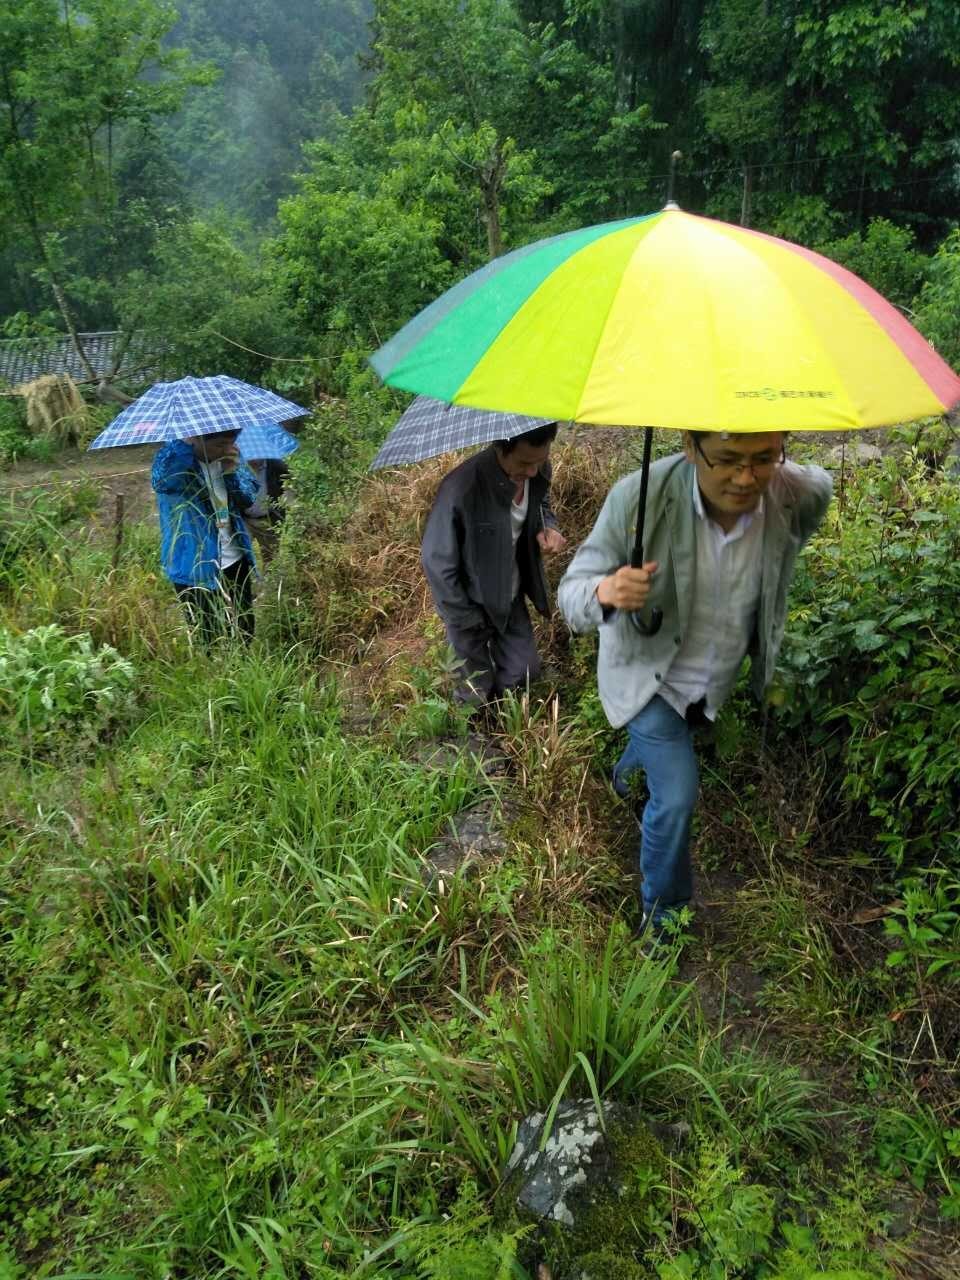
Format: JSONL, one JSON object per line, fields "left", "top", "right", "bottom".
{"left": 0, "top": 490, "right": 178, "bottom": 661}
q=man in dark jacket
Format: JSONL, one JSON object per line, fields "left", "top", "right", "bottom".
{"left": 421, "top": 423, "right": 566, "bottom": 704}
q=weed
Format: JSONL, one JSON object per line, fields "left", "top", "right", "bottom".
{"left": 0, "top": 623, "right": 135, "bottom": 756}
{"left": 884, "top": 870, "right": 960, "bottom": 981}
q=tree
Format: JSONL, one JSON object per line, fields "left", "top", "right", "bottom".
{"left": 0, "top": 0, "right": 212, "bottom": 388}
{"left": 114, "top": 217, "right": 304, "bottom": 384}
{"left": 696, "top": 0, "right": 960, "bottom": 242}
{"left": 162, "top": 0, "right": 373, "bottom": 222}
{"left": 273, "top": 180, "right": 454, "bottom": 374}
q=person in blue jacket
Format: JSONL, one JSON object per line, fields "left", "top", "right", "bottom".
{"left": 151, "top": 431, "right": 259, "bottom": 641}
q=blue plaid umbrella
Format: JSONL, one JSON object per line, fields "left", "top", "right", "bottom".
{"left": 88, "top": 376, "right": 307, "bottom": 449}
{"left": 236, "top": 423, "right": 300, "bottom": 461}
{"left": 370, "top": 396, "right": 554, "bottom": 470}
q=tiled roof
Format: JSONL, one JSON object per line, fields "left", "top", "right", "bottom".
{"left": 0, "top": 331, "right": 163, "bottom": 387}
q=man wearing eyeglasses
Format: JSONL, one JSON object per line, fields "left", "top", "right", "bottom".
{"left": 558, "top": 431, "right": 831, "bottom": 942}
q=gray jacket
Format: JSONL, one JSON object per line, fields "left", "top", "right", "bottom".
{"left": 558, "top": 454, "right": 832, "bottom": 728}
{"left": 421, "top": 446, "right": 557, "bottom": 635}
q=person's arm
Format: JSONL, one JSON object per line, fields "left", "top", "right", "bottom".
{"left": 421, "top": 490, "right": 490, "bottom": 633}
{"left": 224, "top": 461, "right": 259, "bottom": 512}
{"left": 536, "top": 463, "right": 567, "bottom": 552}
{"left": 794, "top": 463, "right": 833, "bottom": 545}
{"left": 557, "top": 477, "right": 656, "bottom": 632}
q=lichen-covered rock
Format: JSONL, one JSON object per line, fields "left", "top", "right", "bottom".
{"left": 506, "top": 1101, "right": 612, "bottom": 1227}
{"left": 425, "top": 792, "right": 521, "bottom": 886}
{"left": 505, "top": 1099, "right": 688, "bottom": 1280}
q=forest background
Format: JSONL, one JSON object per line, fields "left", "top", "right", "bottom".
{"left": 3, "top": 0, "right": 960, "bottom": 401}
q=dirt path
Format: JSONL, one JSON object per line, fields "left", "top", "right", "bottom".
{"left": 0, "top": 444, "right": 159, "bottom": 529}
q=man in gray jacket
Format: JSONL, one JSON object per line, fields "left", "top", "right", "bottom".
{"left": 558, "top": 431, "right": 831, "bottom": 937}
{"left": 422, "top": 423, "right": 566, "bottom": 704}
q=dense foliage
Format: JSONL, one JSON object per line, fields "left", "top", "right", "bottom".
{"left": 2, "top": 0, "right": 960, "bottom": 395}
{"left": 0, "top": 623, "right": 134, "bottom": 752}
{"left": 776, "top": 447, "right": 960, "bottom": 867}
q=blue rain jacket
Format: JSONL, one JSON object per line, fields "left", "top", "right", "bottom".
{"left": 152, "top": 439, "right": 258, "bottom": 587}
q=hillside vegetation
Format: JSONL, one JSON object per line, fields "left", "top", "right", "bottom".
{"left": 2, "top": 425, "right": 959, "bottom": 1277}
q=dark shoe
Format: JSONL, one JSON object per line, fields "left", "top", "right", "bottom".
{"left": 634, "top": 913, "right": 670, "bottom": 952}
{"left": 635, "top": 910, "right": 690, "bottom": 952}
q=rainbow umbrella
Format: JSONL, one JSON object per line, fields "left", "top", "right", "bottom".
{"left": 371, "top": 208, "right": 960, "bottom": 632}
{"left": 371, "top": 209, "right": 959, "bottom": 429}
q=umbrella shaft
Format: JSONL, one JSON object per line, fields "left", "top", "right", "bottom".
{"left": 630, "top": 427, "right": 654, "bottom": 569}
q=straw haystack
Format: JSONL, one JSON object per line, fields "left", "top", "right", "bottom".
{"left": 17, "top": 373, "right": 90, "bottom": 445}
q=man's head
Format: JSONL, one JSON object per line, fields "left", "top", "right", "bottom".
{"left": 683, "top": 430, "right": 785, "bottom": 525}
{"left": 187, "top": 430, "right": 241, "bottom": 463}
{"left": 494, "top": 422, "right": 558, "bottom": 481}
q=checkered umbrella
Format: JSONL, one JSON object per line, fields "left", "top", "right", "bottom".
{"left": 235, "top": 423, "right": 300, "bottom": 461}
{"left": 88, "top": 376, "right": 308, "bottom": 449}
{"left": 370, "top": 396, "right": 554, "bottom": 470}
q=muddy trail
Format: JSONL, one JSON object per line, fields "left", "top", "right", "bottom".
{"left": 0, "top": 443, "right": 158, "bottom": 530}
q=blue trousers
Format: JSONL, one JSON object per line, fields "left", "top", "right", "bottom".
{"left": 612, "top": 695, "right": 699, "bottom": 924}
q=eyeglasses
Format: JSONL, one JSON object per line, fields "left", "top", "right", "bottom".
{"left": 694, "top": 438, "right": 786, "bottom": 477}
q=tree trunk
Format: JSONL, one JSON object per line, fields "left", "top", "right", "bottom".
{"left": 482, "top": 184, "right": 503, "bottom": 260}
{"left": 50, "top": 281, "right": 98, "bottom": 383}
{"left": 480, "top": 142, "right": 507, "bottom": 260}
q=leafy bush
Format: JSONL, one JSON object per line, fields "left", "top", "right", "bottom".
{"left": 914, "top": 227, "right": 960, "bottom": 371}
{"left": 0, "top": 624, "right": 135, "bottom": 753}
{"left": 817, "top": 218, "right": 929, "bottom": 311}
{"left": 774, "top": 453, "right": 960, "bottom": 866}
{"left": 884, "top": 870, "right": 960, "bottom": 982}
{"left": 284, "top": 385, "right": 399, "bottom": 528}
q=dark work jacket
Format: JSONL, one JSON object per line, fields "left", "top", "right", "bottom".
{"left": 263, "top": 459, "right": 289, "bottom": 525}
{"left": 421, "top": 446, "right": 558, "bottom": 635}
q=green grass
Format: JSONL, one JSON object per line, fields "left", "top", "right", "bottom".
{"left": 0, "top": 642, "right": 910, "bottom": 1278}
{"left": 3, "top": 482, "right": 956, "bottom": 1278}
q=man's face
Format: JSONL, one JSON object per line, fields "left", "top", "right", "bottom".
{"left": 495, "top": 440, "right": 552, "bottom": 482}
{"left": 189, "top": 431, "right": 240, "bottom": 463}
{"left": 683, "top": 431, "right": 784, "bottom": 522}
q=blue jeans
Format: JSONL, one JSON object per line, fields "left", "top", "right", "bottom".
{"left": 612, "top": 695, "right": 699, "bottom": 924}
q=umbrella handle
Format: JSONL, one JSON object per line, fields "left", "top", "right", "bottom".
{"left": 628, "top": 604, "right": 663, "bottom": 636}
{"left": 628, "top": 426, "right": 664, "bottom": 637}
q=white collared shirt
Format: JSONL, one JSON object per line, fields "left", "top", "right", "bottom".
{"left": 198, "top": 460, "right": 244, "bottom": 569}
{"left": 658, "top": 472, "right": 764, "bottom": 720}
